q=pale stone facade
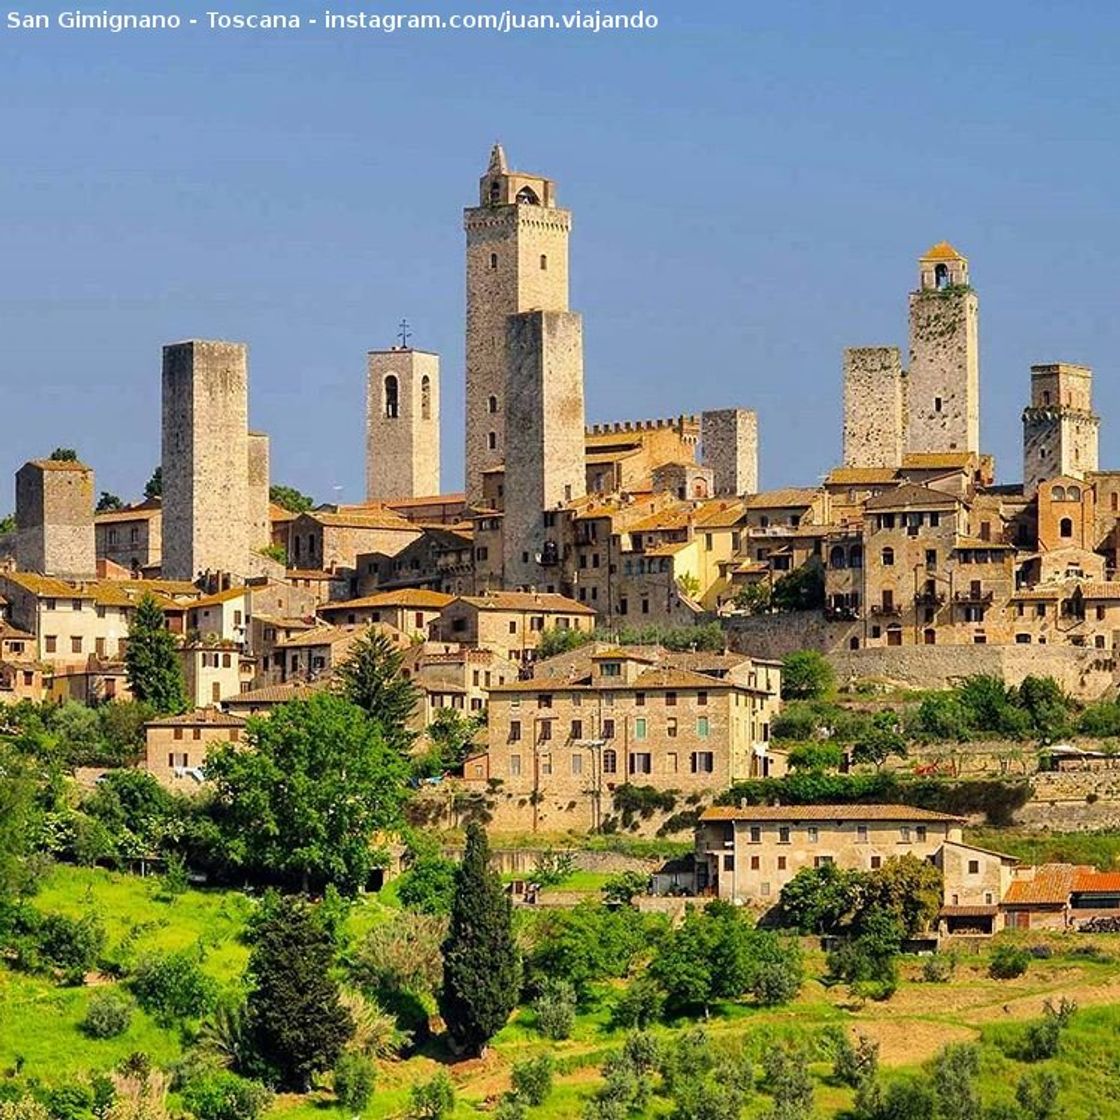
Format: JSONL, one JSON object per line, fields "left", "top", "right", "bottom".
{"left": 841, "top": 347, "right": 905, "bottom": 468}
{"left": 464, "top": 145, "right": 571, "bottom": 503}
{"left": 15, "top": 459, "right": 96, "bottom": 578}
{"left": 502, "top": 310, "right": 587, "bottom": 589}
{"left": 906, "top": 243, "right": 979, "bottom": 455}
{"left": 144, "top": 709, "right": 246, "bottom": 792}
{"left": 701, "top": 408, "right": 759, "bottom": 496}
{"left": 365, "top": 348, "right": 441, "bottom": 501}
{"left": 95, "top": 500, "right": 162, "bottom": 572}
{"left": 161, "top": 340, "right": 250, "bottom": 581}
{"left": 1022, "top": 363, "right": 1099, "bottom": 497}
{"left": 247, "top": 432, "right": 271, "bottom": 553}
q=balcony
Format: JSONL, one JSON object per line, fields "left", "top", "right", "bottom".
{"left": 953, "top": 589, "right": 994, "bottom": 606}
{"left": 914, "top": 591, "right": 945, "bottom": 607}
{"left": 825, "top": 605, "right": 860, "bottom": 622}
{"left": 870, "top": 603, "right": 903, "bottom": 617}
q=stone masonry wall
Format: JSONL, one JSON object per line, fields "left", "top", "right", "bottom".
{"left": 246, "top": 432, "right": 271, "bottom": 553}
{"left": 842, "top": 347, "right": 904, "bottom": 468}
{"left": 906, "top": 288, "right": 979, "bottom": 455}
{"left": 15, "top": 461, "right": 96, "bottom": 578}
{"left": 365, "top": 349, "right": 441, "bottom": 501}
{"left": 701, "top": 408, "right": 759, "bottom": 495}
{"left": 161, "top": 341, "right": 250, "bottom": 581}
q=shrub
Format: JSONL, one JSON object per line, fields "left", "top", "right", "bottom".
{"left": 988, "top": 944, "right": 1030, "bottom": 980}
{"left": 832, "top": 1032, "right": 878, "bottom": 1089}
{"left": 780, "top": 651, "right": 834, "bottom": 700}
{"left": 510, "top": 1054, "right": 553, "bottom": 1106}
{"left": 610, "top": 975, "right": 664, "bottom": 1031}
{"left": 409, "top": 1072, "right": 454, "bottom": 1120}
{"left": 333, "top": 1052, "right": 376, "bottom": 1112}
{"left": 786, "top": 742, "right": 845, "bottom": 772}
{"left": 495, "top": 1094, "right": 528, "bottom": 1120}
{"left": 921, "top": 953, "right": 956, "bottom": 983}
{"left": 533, "top": 977, "right": 576, "bottom": 1040}
{"left": 396, "top": 853, "right": 457, "bottom": 916}
{"left": 81, "top": 988, "right": 133, "bottom": 1038}
{"left": 37, "top": 912, "right": 106, "bottom": 982}
{"left": 1019, "top": 1015, "right": 1061, "bottom": 1061}
{"left": 182, "top": 1071, "right": 272, "bottom": 1120}
{"left": 130, "top": 949, "right": 217, "bottom": 1023}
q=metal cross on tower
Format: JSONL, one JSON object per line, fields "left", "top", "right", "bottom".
{"left": 397, "top": 319, "right": 412, "bottom": 349}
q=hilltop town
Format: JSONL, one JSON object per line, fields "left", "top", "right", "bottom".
{"left": 6, "top": 146, "right": 1120, "bottom": 1120}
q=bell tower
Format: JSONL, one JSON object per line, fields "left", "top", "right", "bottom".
{"left": 464, "top": 144, "right": 571, "bottom": 505}
{"left": 905, "top": 242, "right": 979, "bottom": 456}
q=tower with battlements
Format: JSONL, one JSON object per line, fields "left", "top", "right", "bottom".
{"left": 464, "top": 144, "right": 571, "bottom": 505}
{"left": 1022, "top": 363, "right": 1099, "bottom": 496}
{"left": 161, "top": 340, "right": 250, "bottom": 581}
{"left": 366, "top": 347, "right": 441, "bottom": 500}
{"left": 905, "top": 242, "right": 979, "bottom": 456}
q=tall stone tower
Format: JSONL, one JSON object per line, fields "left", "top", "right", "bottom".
{"left": 503, "top": 311, "right": 587, "bottom": 590}
{"left": 365, "top": 347, "right": 441, "bottom": 501}
{"left": 247, "top": 431, "right": 271, "bottom": 552}
{"left": 464, "top": 144, "right": 571, "bottom": 505}
{"left": 1022, "top": 363, "right": 1099, "bottom": 496}
{"left": 842, "top": 347, "right": 906, "bottom": 468}
{"left": 161, "top": 340, "right": 250, "bottom": 582}
{"left": 905, "top": 242, "right": 979, "bottom": 455}
{"left": 15, "top": 458, "right": 96, "bottom": 578}
{"left": 701, "top": 409, "right": 759, "bottom": 495}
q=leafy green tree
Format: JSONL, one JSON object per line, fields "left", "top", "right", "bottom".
{"left": 676, "top": 572, "right": 702, "bottom": 599}
{"left": 0, "top": 512, "right": 14, "bottom": 535}
{"left": 130, "top": 948, "right": 216, "bottom": 1023}
{"left": 734, "top": 581, "right": 772, "bottom": 614}
{"left": 537, "top": 625, "right": 594, "bottom": 659}
{"left": 439, "top": 823, "right": 519, "bottom": 1055}
{"left": 762, "top": 1046, "right": 813, "bottom": 1120}
{"left": 332, "top": 1052, "right": 376, "bottom": 1112}
{"left": 915, "top": 692, "right": 971, "bottom": 741}
{"left": 1015, "top": 676, "right": 1071, "bottom": 740}
{"left": 350, "top": 911, "right": 445, "bottom": 1002}
{"left": 416, "top": 709, "right": 484, "bottom": 776}
{"left": 143, "top": 466, "right": 162, "bottom": 500}
{"left": 855, "top": 1077, "right": 934, "bottom": 1120}
{"left": 533, "top": 976, "right": 576, "bottom": 1040}
{"left": 859, "top": 855, "right": 942, "bottom": 937}
{"left": 610, "top": 974, "right": 664, "bottom": 1030}
{"left": 409, "top": 1072, "right": 455, "bottom": 1120}
{"left": 933, "top": 1044, "right": 981, "bottom": 1120}
{"left": 988, "top": 944, "right": 1030, "bottom": 980}
{"left": 98, "top": 702, "right": 157, "bottom": 767}
{"left": 97, "top": 491, "right": 125, "bottom": 512}
{"left": 124, "top": 595, "right": 187, "bottom": 715}
{"left": 1015, "top": 1071, "right": 1059, "bottom": 1120}
{"left": 0, "top": 745, "right": 41, "bottom": 897}
{"left": 181, "top": 1071, "right": 272, "bottom": 1120}
{"left": 334, "top": 628, "right": 419, "bottom": 757}
{"left": 268, "top": 484, "right": 314, "bottom": 514}
{"left": 1077, "top": 701, "right": 1120, "bottom": 737}
{"left": 852, "top": 714, "right": 907, "bottom": 769}
{"left": 780, "top": 650, "right": 834, "bottom": 700}
{"left": 206, "top": 693, "right": 406, "bottom": 893}
{"left": 511, "top": 1054, "right": 554, "bottom": 1106}
{"left": 246, "top": 896, "right": 353, "bottom": 1091}
{"left": 396, "top": 849, "right": 457, "bottom": 915}
{"left": 50, "top": 447, "right": 78, "bottom": 462}
{"left": 777, "top": 863, "right": 865, "bottom": 934}
{"left": 786, "top": 741, "right": 845, "bottom": 771}
{"left": 771, "top": 562, "right": 825, "bottom": 613}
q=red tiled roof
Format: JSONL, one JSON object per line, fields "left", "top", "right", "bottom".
{"left": 1003, "top": 864, "right": 1087, "bottom": 906}
{"left": 700, "top": 804, "right": 964, "bottom": 823}
{"left": 1073, "top": 870, "right": 1120, "bottom": 893}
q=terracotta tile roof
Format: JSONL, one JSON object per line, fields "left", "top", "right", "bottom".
{"left": 692, "top": 501, "right": 748, "bottom": 528}
{"left": 285, "top": 568, "right": 346, "bottom": 580}
{"left": 920, "top": 241, "right": 966, "bottom": 262}
{"left": 644, "top": 542, "right": 690, "bottom": 557}
{"left": 320, "top": 589, "right": 453, "bottom": 611}
{"left": 455, "top": 592, "right": 595, "bottom": 615}
{"left": 634, "top": 667, "right": 732, "bottom": 690}
{"left": 940, "top": 905, "right": 997, "bottom": 918}
{"left": 385, "top": 493, "right": 467, "bottom": 508}
{"left": 1079, "top": 583, "right": 1120, "bottom": 601}
{"left": 825, "top": 468, "right": 900, "bottom": 486}
{"left": 301, "top": 508, "right": 419, "bottom": 531}
{"left": 3, "top": 572, "right": 94, "bottom": 597}
{"left": 0, "top": 621, "right": 35, "bottom": 642}
{"left": 1003, "top": 864, "right": 1087, "bottom": 906}
{"left": 864, "top": 483, "right": 960, "bottom": 511}
{"left": 745, "top": 488, "right": 820, "bottom": 510}
{"left": 277, "top": 624, "right": 400, "bottom": 649}
{"left": 901, "top": 451, "right": 975, "bottom": 469}
{"left": 270, "top": 503, "right": 297, "bottom": 522}
{"left": 146, "top": 708, "right": 247, "bottom": 729}
{"left": 190, "top": 587, "right": 249, "bottom": 609}
{"left": 224, "top": 680, "right": 331, "bottom": 706}
{"left": 625, "top": 506, "right": 695, "bottom": 533}
{"left": 700, "top": 804, "right": 964, "bottom": 823}
{"left": 590, "top": 647, "right": 659, "bottom": 662}
{"left": 1073, "top": 871, "right": 1120, "bottom": 893}
{"left": 955, "top": 537, "right": 1014, "bottom": 550}
{"left": 94, "top": 499, "right": 161, "bottom": 524}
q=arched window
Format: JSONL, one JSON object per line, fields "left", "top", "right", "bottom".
{"left": 1052, "top": 485, "right": 1066, "bottom": 501}
{"left": 849, "top": 636, "right": 860, "bottom": 650}
{"left": 829, "top": 545, "right": 847, "bottom": 569}
{"left": 849, "top": 545, "right": 863, "bottom": 569}
{"left": 540, "top": 254, "right": 548, "bottom": 271}
{"left": 693, "top": 481, "right": 708, "bottom": 499}
{"left": 489, "top": 252, "right": 498, "bottom": 270}
{"left": 420, "top": 375, "right": 431, "bottom": 420}
{"left": 881, "top": 547, "right": 894, "bottom": 567}
{"left": 924, "top": 628, "right": 937, "bottom": 645}
{"left": 516, "top": 185, "right": 540, "bottom": 205}
{"left": 488, "top": 180, "right": 501, "bottom": 203}
{"left": 488, "top": 394, "right": 499, "bottom": 414}
{"left": 384, "top": 375, "right": 399, "bottom": 419}
{"left": 934, "top": 263, "right": 949, "bottom": 289}
{"left": 1068, "top": 485, "right": 1081, "bottom": 501}
{"left": 487, "top": 431, "right": 497, "bottom": 451}
{"left": 602, "top": 748, "right": 617, "bottom": 774}
{"left": 1060, "top": 517, "right": 1073, "bottom": 539}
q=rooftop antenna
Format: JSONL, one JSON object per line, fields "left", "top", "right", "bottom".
{"left": 397, "top": 319, "right": 412, "bottom": 349}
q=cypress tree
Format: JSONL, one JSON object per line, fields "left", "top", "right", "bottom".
{"left": 439, "top": 822, "right": 519, "bottom": 1055}
{"left": 245, "top": 897, "right": 353, "bottom": 1090}
{"left": 124, "top": 593, "right": 188, "bottom": 714}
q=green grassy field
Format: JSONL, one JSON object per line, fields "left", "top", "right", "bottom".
{"left": 6, "top": 866, "right": 1120, "bottom": 1118}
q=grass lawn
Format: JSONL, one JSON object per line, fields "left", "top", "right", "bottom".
{"left": 7, "top": 866, "right": 1120, "bottom": 1119}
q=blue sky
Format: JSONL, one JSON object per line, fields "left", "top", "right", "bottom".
{"left": 2, "top": 1, "right": 1120, "bottom": 507}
